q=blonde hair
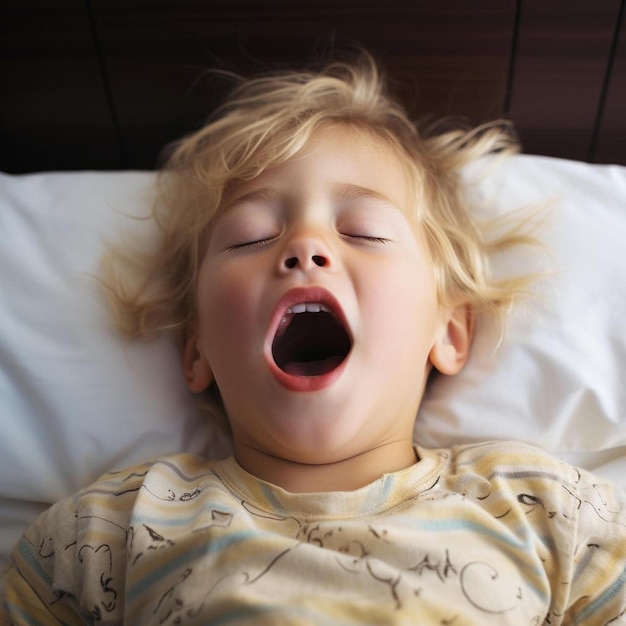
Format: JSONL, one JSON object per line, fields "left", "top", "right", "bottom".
{"left": 104, "top": 52, "right": 533, "bottom": 342}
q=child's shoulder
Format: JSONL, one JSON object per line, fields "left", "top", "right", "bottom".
{"left": 450, "top": 440, "right": 566, "bottom": 466}
{"left": 94, "top": 452, "right": 224, "bottom": 487}
{"left": 440, "top": 440, "right": 582, "bottom": 486}
{"left": 77, "top": 453, "right": 227, "bottom": 505}
{"left": 438, "top": 440, "right": 625, "bottom": 511}
{"left": 98, "top": 452, "right": 221, "bottom": 481}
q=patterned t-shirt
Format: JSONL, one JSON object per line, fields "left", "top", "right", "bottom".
{"left": 3, "top": 441, "right": 626, "bottom": 625}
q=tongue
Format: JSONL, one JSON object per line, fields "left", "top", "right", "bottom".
{"left": 281, "top": 355, "right": 345, "bottom": 377}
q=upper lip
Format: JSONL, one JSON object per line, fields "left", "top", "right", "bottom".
{"left": 264, "top": 286, "right": 352, "bottom": 352}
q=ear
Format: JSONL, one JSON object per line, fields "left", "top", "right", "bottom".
{"left": 429, "top": 305, "right": 474, "bottom": 376}
{"left": 183, "top": 329, "right": 214, "bottom": 393}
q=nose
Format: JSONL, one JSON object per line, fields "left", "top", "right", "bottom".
{"left": 278, "top": 230, "right": 333, "bottom": 274}
{"left": 284, "top": 255, "right": 327, "bottom": 269}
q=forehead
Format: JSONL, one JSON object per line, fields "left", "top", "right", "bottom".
{"left": 220, "top": 124, "right": 417, "bottom": 215}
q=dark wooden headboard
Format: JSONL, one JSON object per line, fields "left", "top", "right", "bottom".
{"left": 2, "top": 0, "right": 625, "bottom": 172}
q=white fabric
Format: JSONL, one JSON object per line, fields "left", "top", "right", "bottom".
{"left": 0, "top": 172, "right": 228, "bottom": 574}
{"left": 417, "top": 156, "right": 626, "bottom": 486}
{"left": 1, "top": 155, "right": 625, "bottom": 573}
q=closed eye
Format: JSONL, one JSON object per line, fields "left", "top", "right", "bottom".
{"left": 228, "top": 236, "right": 279, "bottom": 251}
{"left": 341, "top": 233, "right": 390, "bottom": 245}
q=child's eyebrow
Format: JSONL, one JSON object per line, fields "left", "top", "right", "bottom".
{"left": 221, "top": 187, "right": 281, "bottom": 212}
{"left": 220, "top": 183, "right": 400, "bottom": 215}
{"left": 332, "top": 183, "right": 401, "bottom": 211}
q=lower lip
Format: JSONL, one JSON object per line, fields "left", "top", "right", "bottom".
{"left": 265, "top": 354, "right": 348, "bottom": 391}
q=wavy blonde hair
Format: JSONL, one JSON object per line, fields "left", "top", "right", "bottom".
{"left": 104, "top": 52, "right": 533, "bottom": 343}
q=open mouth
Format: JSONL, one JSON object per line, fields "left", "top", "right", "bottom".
{"left": 271, "top": 302, "right": 352, "bottom": 377}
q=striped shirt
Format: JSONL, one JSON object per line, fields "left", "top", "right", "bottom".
{"left": 3, "top": 441, "right": 626, "bottom": 624}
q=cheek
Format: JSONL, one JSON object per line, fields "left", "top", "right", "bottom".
{"left": 196, "top": 265, "right": 260, "bottom": 371}
{"left": 362, "top": 259, "right": 440, "bottom": 359}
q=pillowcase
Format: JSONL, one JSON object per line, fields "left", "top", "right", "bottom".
{"left": 417, "top": 155, "right": 626, "bottom": 487}
{"left": 1, "top": 155, "right": 625, "bottom": 573}
{"left": 0, "top": 172, "right": 229, "bottom": 574}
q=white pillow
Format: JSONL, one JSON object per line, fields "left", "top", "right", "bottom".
{"left": 418, "top": 155, "right": 626, "bottom": 486}
{"left": 1, "top": 156, "right": 625, "bottom": 574}
{"left": 0, "top": 172, "right": 230, "bottom": 574}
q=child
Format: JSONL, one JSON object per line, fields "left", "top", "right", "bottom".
{"left": 2, "top": 54, "right": 625, "bottom": 625}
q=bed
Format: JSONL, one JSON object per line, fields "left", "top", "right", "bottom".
{"left": 1, "top": 1, "right": 625, "bottom": 577}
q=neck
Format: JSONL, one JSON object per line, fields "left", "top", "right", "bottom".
{"left": 233, "top": 440, "right": 418, "bottom": 493}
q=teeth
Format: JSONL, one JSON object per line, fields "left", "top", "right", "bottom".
{"left": 288, "top": 302, "right": 331, "bottom": 314}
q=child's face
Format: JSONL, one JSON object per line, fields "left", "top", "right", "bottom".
{"left": 185, "top": 125, "right": 467, "bottom": 466}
